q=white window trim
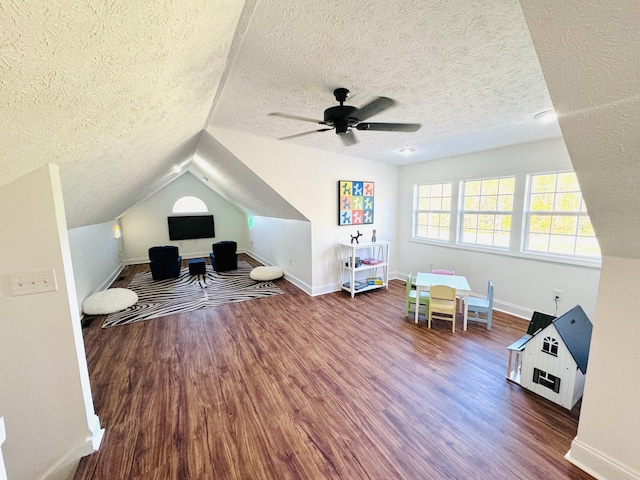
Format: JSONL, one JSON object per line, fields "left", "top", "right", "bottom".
{"left": 411, "top": 171, "right": 602, "bottom": 268}
{"left": 457, "top": 175, "right": 515, "bottom": 250}
{"left": 413, "top": 182, "right": 455, "bottom": 243}
{"left": 172, "top": 196, "right": 208, "bottom": 214}
{"left": 522, "top": 171, "right": 600, "bottom": 260}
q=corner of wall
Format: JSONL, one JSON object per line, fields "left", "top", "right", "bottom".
{"left": 566, "top": 438, "right": 640, "bottom": 480}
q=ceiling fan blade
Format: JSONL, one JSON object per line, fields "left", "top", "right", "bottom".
{"left": 279, "top": 128, "right": 333, "bottom": 140}
{"left": 350, "top": 97, "right": 395, "bottom": 121}
{"left": 355, "top": 122, "right": 421, "bottom": 132}
{"left": 339, "top": 130, "right": 357, "bottom": 146}
{"left": 269, "top": 112, "right": 325, "bottom": 124}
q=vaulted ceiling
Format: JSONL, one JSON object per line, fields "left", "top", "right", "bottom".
{"left": 0, "top": 1, "right": 570, "bottom": 230}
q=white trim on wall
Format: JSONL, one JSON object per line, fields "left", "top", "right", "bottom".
{"left": 0, "top": 417, "right": 7, "bottom": 480}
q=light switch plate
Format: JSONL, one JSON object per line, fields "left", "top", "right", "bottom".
{"left": 9, "top": 269, "right": 58, "bottom": 296}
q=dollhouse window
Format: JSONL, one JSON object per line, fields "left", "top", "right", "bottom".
{"left": 542, "top": 337, "right": 558, "bottom": 356}
{"left": 533, "top": 368, "right": 561, "bottom": 393}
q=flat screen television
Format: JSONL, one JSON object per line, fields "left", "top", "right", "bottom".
{"left": 167, "top": 215, "right": 215, "bottom": 240}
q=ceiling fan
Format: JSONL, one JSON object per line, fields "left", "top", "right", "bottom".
{"left": 268, "top": 88, "right": 421, "bottom": 146}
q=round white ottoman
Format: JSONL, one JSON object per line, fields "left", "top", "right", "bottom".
{"left": 250, "top": 266, "right": 283, "bottom": 281}
{"left": 82, "top": 288, "right": 138, "bottom": 315}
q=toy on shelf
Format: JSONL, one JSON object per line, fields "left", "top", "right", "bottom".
{"left": 350, "top": 230, "right": 363, "bottom": 244}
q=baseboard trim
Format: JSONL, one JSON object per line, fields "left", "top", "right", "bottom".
{"left": 243, "top": 251, "right": 312, "bottom": 295}
{"left": 566, "top": 437, "right": 640, "bottom": 480}
{"left": 0, "top": 417, "right": 6, "bottom": 480}
{"left": 492, "top": 300, "right": 533, "bottom": 321}
{"left": 36, "top": 416, "right": 103, "bottom": 480}
{"left": 88, "top": 414, "right": 105, "bottom": 452}
{"left": 101, "top": 261, "right": 125, "bottom": 292}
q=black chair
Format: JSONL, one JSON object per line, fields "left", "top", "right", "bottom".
{"left": 210, "top": 241, "right": 237, "bottom": 272}
{"left": 148, "top": 246, "right": 182, "bottom": 280}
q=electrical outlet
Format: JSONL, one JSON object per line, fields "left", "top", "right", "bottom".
{"left": 9, "top": 269, "right": 58, "bottom": 296}
{"left": 553, "top": 289, "right": 563, "bottom": 303}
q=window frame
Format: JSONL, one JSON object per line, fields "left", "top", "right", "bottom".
{"left": 410, "top": 170, "right": 601, "bottom": 269}
{"left": 542, "top": 336, "right": 559, "bottom": 356}
{"left": 172, "top": 196, "right": 208, "bottom": 214}
{"left": 458, "top": 176, "right": 515, "bottom": 250}
{"left": 523, "top": 171, "right": 601, "bottom": 260}
{"left": 533, "top": 367, "right": 561, "bottom": 394}
{"left": 413, "top": 182, "right": 453, "bottom": 243}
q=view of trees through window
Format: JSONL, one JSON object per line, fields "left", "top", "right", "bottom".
{"left": 414, "top": 183, "right": 451, "bottom": 241}
{"left": 413, "top": 170, "right": 601, "bottom": 263}
{"left": 526, "top": 172, "right": 600, "bottom": 258}
{"left": 460, "top": 177, "right": 514, "bottom": 248}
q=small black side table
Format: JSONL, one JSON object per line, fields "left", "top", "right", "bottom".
{"left": 188, "top": 258, "right": 206, "bottom": 275}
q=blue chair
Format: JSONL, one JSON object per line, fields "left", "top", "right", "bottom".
{"left": 148, "top": 246, "right": 182, "bottom": 280}
{"left": 210, "top": 241, "right": 237, "bottom": 272}
{"left": 467, "top": 280, "right": 494, "bottom": 330}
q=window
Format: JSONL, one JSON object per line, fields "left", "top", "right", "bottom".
{"left": 414, "top": 183, "right": 452, "bottom": 241}
{"left": 172, "top": 196, "right": 208, "bottom": 213}
{"left": 533, "top": 368, "right": 561, "bottom": 394}
{"left": 525, "top": 172, "right": 600, "bottom": 259}
{"left": 542, "top": 336, "right": 559, "bottom": 356}
{"left": 460, "top": 177, "right": 514, "bottom": 248}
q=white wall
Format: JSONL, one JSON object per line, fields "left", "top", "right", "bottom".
{"left": 0, "top": 164, "right": 102, "bottom": 480}
{"left": 120, "top": 172, "right": 249, "bottom": 264}
{"left": 68, "top": 221, "right": 124, "bottom": 316}
{"left": 397, "top": 138, "right": 601, "bottom": 320}
{"left": 247, "top": 217, "right": 312, "bottom": 292}
{"left": 209, "top": 127, "right": 399, "bottom": 296}
{"left": 566, "top": 255, "right": 640, "bottom": 479}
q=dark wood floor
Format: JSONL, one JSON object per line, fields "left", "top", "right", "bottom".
{"left": 75, "top": 255, "right": 593, "bottom": 479}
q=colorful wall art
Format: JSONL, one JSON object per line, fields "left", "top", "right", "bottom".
{"left": 338, "top": 180, "right": 375, "bottom": 226}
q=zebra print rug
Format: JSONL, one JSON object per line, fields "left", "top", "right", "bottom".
{"left": 102, "top": 261, "right": 283, "bottom": 328}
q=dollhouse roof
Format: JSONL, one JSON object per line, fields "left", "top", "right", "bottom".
{"left": 507, "top": 311, "right": 556, "bottom": 351}
{"left": 527, "top": 311, "right": 556, "bottom": 336}
{"left": 509, "top": 306, "right": 593, "bottom": 374}
{"left": 553, "top": 305, "right": 593, "bottom": 374}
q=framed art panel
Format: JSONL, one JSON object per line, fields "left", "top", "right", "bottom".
{"left": 338, "top": 180, "right": 375, "bottom": 225}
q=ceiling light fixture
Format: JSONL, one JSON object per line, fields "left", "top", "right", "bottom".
{"left": 400, "top": 147, "right": 414, "bottom": 155}
{"left": 534, "top": 110, "right": 557, "bottom": 123}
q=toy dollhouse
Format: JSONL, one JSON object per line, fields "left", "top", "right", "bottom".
{"left": 506, "top": 305, "right": 593, "bottom": 409}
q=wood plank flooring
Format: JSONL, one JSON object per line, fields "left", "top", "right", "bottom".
{"left": 75, "top": 255, "right": 593, "bottom": 479}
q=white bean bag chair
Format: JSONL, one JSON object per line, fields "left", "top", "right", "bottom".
{"left": 82, "top": 288, "right": 138, "bottom": 315}
{"left": 250, "top": 266, "right": 283, "bottom": 281}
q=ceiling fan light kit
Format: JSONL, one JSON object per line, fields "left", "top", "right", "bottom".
{"left": 269, "top": 88, "right": 421, "bottom": 146}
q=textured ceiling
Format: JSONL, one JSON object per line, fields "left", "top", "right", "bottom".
{"left": 0, "top": 1, "right": 244, "bottom": 228}
{"left": 0, "top": 0, "right": 562, "bottom": 229}
{"left": 210, "top": 0, "right": 561, "bottom": 164}
{"left": 520, "top": 0, "right": 640, "bottom": 259}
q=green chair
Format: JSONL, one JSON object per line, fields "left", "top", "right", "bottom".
{"left": 405, "top": 272, "right": 430, "bottom": 319}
